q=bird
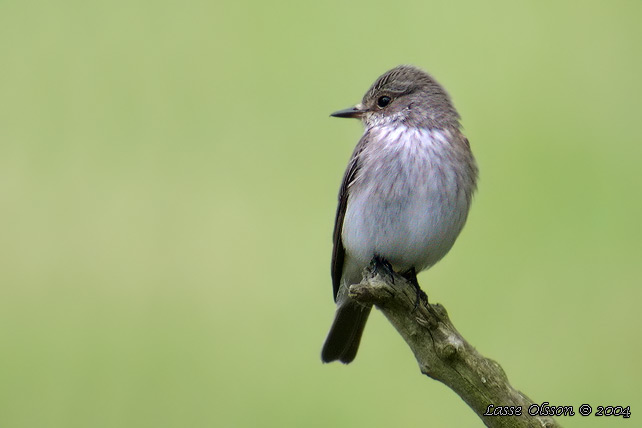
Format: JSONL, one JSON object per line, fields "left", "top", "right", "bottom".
{"left": 322, "top": 65, "right": 478, "bottom": 364}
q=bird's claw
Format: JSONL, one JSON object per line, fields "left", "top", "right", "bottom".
{"left": 371, "top": 255, "right": 395, "bottom": 285}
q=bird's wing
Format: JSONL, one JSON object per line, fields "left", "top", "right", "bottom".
{"left": 331, "top": 135, "right": 368, "bottom": 301}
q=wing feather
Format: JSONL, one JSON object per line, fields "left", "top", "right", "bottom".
{"left": 331, "top": 134, "right": 368, "bottom": 300}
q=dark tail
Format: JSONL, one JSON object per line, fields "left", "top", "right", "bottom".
{"left": 321, "top": 301, "right": 372, "bottom": 364}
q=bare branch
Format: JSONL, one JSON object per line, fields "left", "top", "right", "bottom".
{"left": 349, "top": 265, "right": 561, "bottom": 428}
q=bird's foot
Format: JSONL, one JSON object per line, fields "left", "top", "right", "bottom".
{"left": 401, "top": 268, "right": 429, "bottom": 312}
{"left": 371, "top": 255, "right": 395, "bottom": 285}
{"left": 370, "top": 259, "right": 433, "bottom": 316}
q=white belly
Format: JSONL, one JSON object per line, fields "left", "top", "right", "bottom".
{"left": 341, "top": 126, "right": 471, "bottom": 272}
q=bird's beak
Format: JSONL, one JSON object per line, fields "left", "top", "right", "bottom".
{"left": 330, "top": 104, "right": 365, "bottom": 119}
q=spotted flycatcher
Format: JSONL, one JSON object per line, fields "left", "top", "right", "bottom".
{"left": 322, "top": 65, "right": 478, "bottom": 364}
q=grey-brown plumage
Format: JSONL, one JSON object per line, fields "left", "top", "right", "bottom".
{"left": 322, "top": 65, "right": 478, "bottom": 364}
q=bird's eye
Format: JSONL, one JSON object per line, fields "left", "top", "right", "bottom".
{"left": 377, "top": 96, "right": 391, "bottom": 108}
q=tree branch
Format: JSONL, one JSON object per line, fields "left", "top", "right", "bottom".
{"left": 349, "top": 264, "right": 561, "bottom": 428}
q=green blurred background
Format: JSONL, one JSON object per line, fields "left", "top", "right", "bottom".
{"left": 1, "top": 0, "right": 640, "bottom": 427}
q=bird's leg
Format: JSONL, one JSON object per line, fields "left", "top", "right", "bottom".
{"left": 371, "top": 255, "right": 395, "bottom": 285}
{"left": 370, "top": 259, "right": 435, "bottom": 316}
{"left": 400, "top": 268, "right": 429, "bottom": 312}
